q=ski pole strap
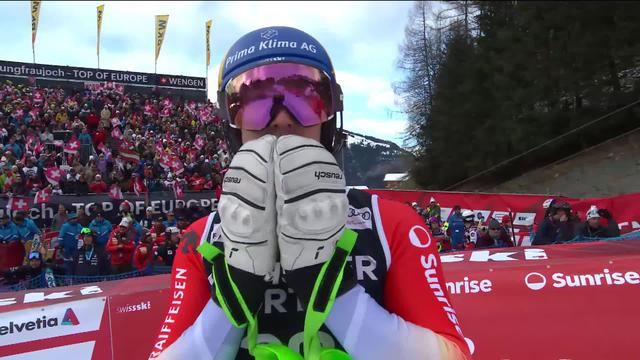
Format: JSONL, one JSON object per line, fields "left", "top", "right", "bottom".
{"left": 303, "top": 229, "right": 357, "bottom": 360}
{"left": 197, "top": 242, "right": 252, "bottom": 328}
{"left": 197, "top": 242, "right": 304, "bottom": 360}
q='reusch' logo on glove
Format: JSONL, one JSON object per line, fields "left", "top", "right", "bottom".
{"left": 314, "top": 171, "right": 343, "bottom": 181}
{"left": 223, "top": 176, "right": 242, "bottom": 184}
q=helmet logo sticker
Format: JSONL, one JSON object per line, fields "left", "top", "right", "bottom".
{"left": 261, "top": 29, "right": 278, "bottom": 39}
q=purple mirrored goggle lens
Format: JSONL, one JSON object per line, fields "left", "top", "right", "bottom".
{"left": 225, "top": 63, "right": 334, "bottom": 131}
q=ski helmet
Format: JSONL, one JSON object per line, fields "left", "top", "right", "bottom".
{"left": 217, "top": 26, "right": 344, "bottom": 155}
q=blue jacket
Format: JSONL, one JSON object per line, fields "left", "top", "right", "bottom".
{"left": 0, "top": 222, "right": 20, "bottom": 243}
{"left": 14, "top": 219, "right": 41, "bottom": 241}
{"left": 89, "top": 218, "right": 113, "bottom": 248}
{"left": 57, "top": 221, "right": 84, "bottom": 259}
{"left": 447, "top": 213, "right": 465, "bottom": 249}
{"left": 163, "top": 220, "right": 177, "bottom": 228}
{"left": 132, "top": 221, "right": 143, "bottom": 245}
{"left": 79, "top": 133, "right": 93, "bottom": 146}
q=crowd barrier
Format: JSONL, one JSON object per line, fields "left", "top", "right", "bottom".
{"left": 0, "top": 232, "right": 639, "bottom": 359}
{"left": 1, "top": 266, "right": 172, "bottom": 293}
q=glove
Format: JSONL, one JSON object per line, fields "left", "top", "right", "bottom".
{"left": 273, "top": 135, "right": 355, "bottom": 305}
{"left": 215, "top": 134, "right": 278, "bottom": 316}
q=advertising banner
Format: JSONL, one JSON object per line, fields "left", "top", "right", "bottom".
{"left": 369, "top": 190, "right": 640, "bottom": 239}
{"left": 1, "top": 239, "right": 639, "bottom": 358}
{"left": 0, "top": 191, "right": 219, "bottom": 229}
{"left": 0, "top": 60, "right": 205, "bottom": 90}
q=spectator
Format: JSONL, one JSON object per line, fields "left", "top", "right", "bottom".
{"left": 12, "top": 211, "right": 41, "bottom": 242}
{"left": 107, "top": 218, "right": 135, "bottom": 274}
{"left": 119, "top": 201, "right": 134, "bottom": 223}
{"left": 176, "top": 214, "right": 190, "bottom": 231}
{"left": 140, "top": 207, "right": 155, "bottom": 230}
{"left": 533, "top": 202, "right": 579, "bottom": 245}
{"left": 150, "top": 217, "right": 166, "bottom": 246}
{"left": 56, "top": 212, "right": 83, "bottom": 275}
{"left": 88, "top": 211, "right": 112, "bottom": 249}
{"left": 426, "top": 197, "right": 441, "bottom": 220}
{"left": 477, "top": 219, "right": 515, "bottom": 248}
{"left": 577, "top": 206, "right": 621, "bottom": 238}
{"left": 89, "top": 174, "right": 108, "bottom": 193}
{"left": 447, "top": 205, "right": 465, "bottom": 250}
{"left": 163, "top": 211, "right": 177, "bottom": 228}
{"left": 0, "top": 213, "right": 20, "bottom": 244}
{"left": 73, "top": 228, "right": 110, "bottom": 276}
{"left": 428, "top": 216, "right": 451, "bottom": 252}
{"left": 51, "top": 205, "right": 68, "bottom": 231}
{"left": 154, "top": 226, "right": 180, "bottom": 267}
{"left": 133, "top": 230, "right": 154, "bottom": 275}
{"left": 75, "top": 174, "right": 90, "bottom": 195}
{"left": 461, "top": 210, "right": 478, "bottom": 250}
{"left": 410, "top": 202, "right": 427, "bottom": 222}
{"left": 2, "top": 250, "right": 64, "bottom": 288}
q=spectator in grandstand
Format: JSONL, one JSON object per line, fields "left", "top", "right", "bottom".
{"left": 88, "top": 174, "right": 108, "bottom": 193}
{"left": 447, "top": 205, "right": 465, "bottom": 250}
{"left": 88, "top": 211, "right": 112, "bottom": 249}
{"left": 133, "top": 230, "right": 155, "bottom": 275}
{"left": 163, "top": 211, "right": 177, "bottom": 228}
{"left": 73, "top": 228, "right": 110, "bottom": 277}
{"left": 476, "top": 218, "right": 515, "bottom": 248}
{"left": 176, "top": 214, "right": 190, "bottom": 231}
{"left": 1, "top": 250, "right": 65, "bottom": 288}
{"left": 461, "top": 210, "right": 479, "bottom": 250}
{"left": 426, "top": 197, "right": 441, "bottom": 220}
{"left": 428, "top": 216, "right": 451, "bottom": 252}
{"left": 154, "top": 226, "right": 180, "bottom": 267}
{"left": 150, "top": 217, "right": 166, "bottom": 246}
{"left": 107, "top": 218, "right": 136, "bottom": 274}
{"left": 51, "top": 204, "right": 68, "bottom": 231}
{"left": 12, "top": 211, "right": 40, "bottom": 242}
{"left": 119, "top": 200, "right": 134, "bottom": 223}
{"left": 57, "top": 212, "right": 83, "bottom": 275}
{"left": 410, "top": 202, "right": 427, "bottom": 221}
{"left": 577, "top": 206, "right": 621, "bottom": 238}
{"left": 140, "top": 207, "right": 155, "bottom": 230}
{"left": 0, "top": 213, "right": 20, "bottom": 244}
{"left": 532, "top": 202, "right": 579, "bottom": 245}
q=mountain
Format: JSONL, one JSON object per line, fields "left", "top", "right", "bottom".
{"left": 339, "top": 129, "right": 413, "bottom": 188}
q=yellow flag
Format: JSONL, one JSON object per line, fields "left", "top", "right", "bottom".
{"left": 205, "top": 20, "right": 213, "bottom": 67}
{"left": 31, "top": 0, "right": 41, "bottom": 46}
{"left": 97, "top": 5, "right": 104, "bottom": 56}
{"left": 155, "top": 15, "right": 169, "bottom": 62}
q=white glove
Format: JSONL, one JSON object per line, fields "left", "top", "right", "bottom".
{"left": 217, "top": 134, "right": 277, "bottom": 276}
{"left": 273, "top": 135, "right": 349, "bottom": 271}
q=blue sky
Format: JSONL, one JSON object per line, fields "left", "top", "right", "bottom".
{"left": 0, "top": 1, "right": 414, "bottom": 144}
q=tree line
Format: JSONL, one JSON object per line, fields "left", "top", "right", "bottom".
{"left": 395, "top": 1, "right": 640, "bottom": 190}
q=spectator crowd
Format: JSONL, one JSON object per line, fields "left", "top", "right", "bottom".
{"left": 0, "top": 80, "right": 229, "bottom": 198}
{"left": 409, "top": 197, "right": 621, "bottom": 252}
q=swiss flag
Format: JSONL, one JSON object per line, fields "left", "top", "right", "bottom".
{"left": 34, "top": 187, "right": 52, "bottom": 204}
{"left": 111, "top": 127, "right": 123, "bottom": 140}
{"left": 8, "top": 196, "right": 31, "bottom": 212}
{"left": 63, "top": 139, "right": 80, "bottom": 154}
{"left": 172, "top": 181, "right": 184, "bottom": 199}
{"left": 45, "top": 167, "right": 63, "bottom": 185}
{"left": 133, "top": 177, "right": 146, "bottom": 197}
{"left": 194, "top": 135, "right": 205, "bottom": 150}
{"left": 108, "top": 184, "right": 123, "bottom": 200}
{"left": 155, "top": 141, "right": 164, "bottom": 154}
{"left": 170, "top": 157, "right": 184, "bottom": 175}
{"left": 159, "top": 153, "right": 173, "bottom": 170}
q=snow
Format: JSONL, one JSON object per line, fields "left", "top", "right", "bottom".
{"left": 345, "top": 131, "right": 391, "bottom": 148}
{"left": 384, "top": 173, "right": 409, "bottom": 182}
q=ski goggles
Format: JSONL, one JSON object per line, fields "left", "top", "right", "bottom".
{"left": 220, "top": 63, "right": 338, "bottom": 131}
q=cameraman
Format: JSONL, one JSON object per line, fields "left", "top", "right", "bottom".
{"left": 578, "top": 206, "right": 620, "bottom": 238}
{"left": 107, "top": 218, "right": 135, "bottom": 274}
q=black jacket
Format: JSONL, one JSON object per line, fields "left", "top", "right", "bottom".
{"left": 577, "top": 219, "right": 620, "bottom": 239}
{"left": 533, "top": 216, "right": 579, "bottom": 245}
{"left": 155, "top": 242, "right": 178, "bottom": 267}
{"left": 73, "top": 245, "right": 110, "bottom": 276}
